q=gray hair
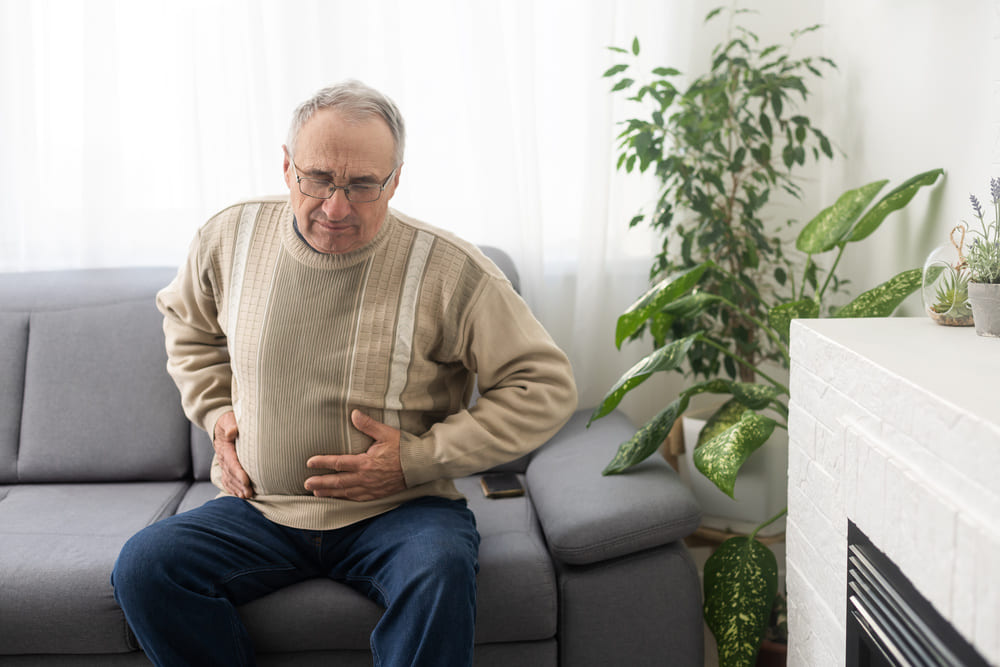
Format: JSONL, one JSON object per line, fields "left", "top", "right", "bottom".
{"left": 286, "top": 80, "right": 406, "bottom": 165}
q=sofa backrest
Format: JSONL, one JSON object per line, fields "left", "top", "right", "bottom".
{"left": 0, "top": 268, "right": 192, "bottom": 483}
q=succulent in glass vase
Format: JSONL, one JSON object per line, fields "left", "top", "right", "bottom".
{"left": 921, "top": 226, "right": 973, "bottom": 327}
{"left": 930, "top": 269, "right": 973, "bottom": 322}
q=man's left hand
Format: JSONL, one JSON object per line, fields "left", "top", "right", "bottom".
{"left": 304, "top": 410, "right": 407, "bottom": 501}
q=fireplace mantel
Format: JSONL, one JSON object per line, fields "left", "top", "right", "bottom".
{"left": 787, "top": 317, "right": 1000, "bottom": 665}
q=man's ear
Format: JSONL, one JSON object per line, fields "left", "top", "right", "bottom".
{"left": 282, "top": 145, "right": 294, "bottom": 189}
{"left": 387, "top": 162, "right": 403, "bottom": 199}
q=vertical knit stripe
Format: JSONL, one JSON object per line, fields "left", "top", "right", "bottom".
{"left": 227, "top": 202, "right": 261, "bottom": 423}
{"left": 253, "top": 254, "right": 369, "bottom": 497}
{"left": 383, "top": 230, "right": 434, "bottom": 428}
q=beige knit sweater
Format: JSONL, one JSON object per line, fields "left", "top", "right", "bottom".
{"left": 156, "top": 197, "right": 577, "bottom": 530}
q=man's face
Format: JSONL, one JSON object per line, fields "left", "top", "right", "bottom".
{"left": 283, "top": 108, "right": 401, "bottom": 254}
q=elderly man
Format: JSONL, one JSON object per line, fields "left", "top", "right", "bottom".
{"left": 111, "top": 80, "right": 577, "bottom": 666}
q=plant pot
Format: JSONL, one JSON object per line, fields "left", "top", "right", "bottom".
{"left": 968, "top": 281, "right": 1000, "bottom": 337}
{"left": 679, "top": 406, "right": 787, "bottom": 536}
{"left": 755, "top": 639, "right": 788, "bottom": 667}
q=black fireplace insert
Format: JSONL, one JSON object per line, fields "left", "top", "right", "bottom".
{"left": 846, "top": 522, "right": 989, "bottom": 667}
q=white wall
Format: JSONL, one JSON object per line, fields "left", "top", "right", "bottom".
{"left": 818, "top": 0, "right": 997, "bottom": 313}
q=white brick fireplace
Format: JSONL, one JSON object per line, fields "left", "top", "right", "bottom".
{"left": 787, "top": 318, "right": 1000, "bottom": 666}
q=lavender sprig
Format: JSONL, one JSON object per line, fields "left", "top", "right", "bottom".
{"left": 970, "top": 193, "right": 984, "bottom": 220}
{"left": 965, "top": 179, "right": 1000, "bottom": 283}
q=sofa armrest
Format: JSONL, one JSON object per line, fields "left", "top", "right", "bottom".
{"left": 525, "top": 409, "right": 701, "bottom": 566}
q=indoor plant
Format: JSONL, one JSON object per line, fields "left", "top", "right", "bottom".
{"left": 598, "top": 9, "right": 944, "bottom": 665}
{"left": 589, "top": 168, "right": 942, "bottom": 666}
{"left": 602, "top": 7, "right": 839, "bottom": 384}
{"left": 964, "top": 179, "right": 1000, "bottom": 336}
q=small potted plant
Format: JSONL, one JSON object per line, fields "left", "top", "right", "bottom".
{"left": 965, "top": 179, "right": 1000, "bottom": 336}
{"left": 921, "top": 226, "right": 973, "bottom": 327}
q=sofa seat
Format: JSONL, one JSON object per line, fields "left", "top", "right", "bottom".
{"left": 171, "top": 474, "right": 557, "bottom": 654}
{"left": 0, "top": 482, "right": 189, "bottom": 655}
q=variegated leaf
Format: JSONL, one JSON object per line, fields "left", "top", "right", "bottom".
{"left": 697, "top": 398, "right": 747, "bottom": 448}
{"left": 768, "top": 298, "right": 820, "bottom": 343}
{"left": 588, "top": 334, "right": 698, "bottom": 424}
{"left": 615, "top": 263, "right": 711, "bottom": 347}
{"left": 833, "top": 268, "right": 922, "bottom": 318}
{"left": 603, "top": 395, "right": 691, "bottom": 475}
{"left": 848, "top": 169, "right": 944, "bottom": 243}
{"left": 693, "top": 411, "right": 776, "bottom": 498}
{"left": 704, "top": 537, "right": 779, "bottom": 667}
{"left": 662, "top": 291, "right": 724, "bottom": 319}
{"left": 796, "top": 179, "right": 888, "bottom": 254}
{"left": 730, "top": 383, "right": 781, "bottom": 410}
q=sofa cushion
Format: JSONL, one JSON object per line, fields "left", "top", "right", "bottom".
{"left": 458, "top": 475, "right": 556, "bottom": 643}
{"left": 0, "top": 481, "right": 190, "bottom": 655}
{"left": 527, "top": 410, "right": 702, "bottom": 565}
{"left": 173, "top": 474, "right": 557, "bottom": 649}
{"left": 18, "top": 299, "right": 190, "bottom": 482}
{"left": 0, "top": 313, "right": 27, "bottom": 483}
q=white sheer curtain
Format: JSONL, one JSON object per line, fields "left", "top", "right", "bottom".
{"left": 0, "top": 0, "right": 698, "bottom": 409}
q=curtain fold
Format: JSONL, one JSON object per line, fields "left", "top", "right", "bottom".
{"left": 0, "top": 0, "right": 691, "bottom": 409}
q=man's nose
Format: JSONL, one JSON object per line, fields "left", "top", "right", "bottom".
{"left": 321, "top": 188, "right": 352, "bottom": 218}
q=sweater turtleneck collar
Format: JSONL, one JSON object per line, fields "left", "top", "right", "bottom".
{"left": 281, "top": 205, "right": 396, "bottom": 269}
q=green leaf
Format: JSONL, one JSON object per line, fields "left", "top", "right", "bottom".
{"left": 847, "top": 168, "right": 944, "bottom": 243}
{"left": 759, "top": 113, "right": 772, "bottom": 142}
{"left": 795, "top": 179, "right": 888, "bottom": 254}
{"left": 702, "top": 384, "right": 784, "bottom": 434}
{"left": 694, "top": 411, "right": 776, "bottom": 498}
{"left": 632, "top": 37, "right": 640, "bottom": 55}
{"left": 602, "top": 376, "right": 780, "bottom": 475}
{"left": 833, "top": 268, "right": 922, "bottom": 318}
{"left": 770, "top": 93, "right": 783, "bottom": 119}
{"left": 697, "top": 397, "right": 748, "bottom": 447}
{"left": 615, "top": 263, "right": 711, "bottom": 347}
{"left": 704, "top": 537, "right": 779, "bottom": 667}
{"left": 611, "top": 78, "right": 635, "bottom": 92}
{"left": 730, "top": 383, "right": 781, "bottom": 410}
{"left": 661, "top": 292, "right": 724, "bottom": 319}
{"left": 603, "top": 395, "right": 690, "bottom": 474}
{"left": 818, "top": 132, "right": 833, "bottom": 158}
{"left": 705, "top": 6, "right": 724, "bottom": 22}
{"left": 652, "top": 67, "right": 681, "bottom": 77}
{"left": 588, "top": 334, "right": 699, "bottom": 424}
{"left": 602, "top": 63, "right": 629, "bottom": 78}
{"left": 649, "top": 311, "right": 673, "bottom": 347}
{"left": 768, "top": 298, "right": 820, "bottom": 342}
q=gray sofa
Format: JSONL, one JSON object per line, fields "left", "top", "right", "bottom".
{"left": 0, "top": 249, "right": 704, "bottom": 666}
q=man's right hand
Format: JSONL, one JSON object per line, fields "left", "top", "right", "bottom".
{"left": 214, "top": 411, "right": 254, "bottom": 499}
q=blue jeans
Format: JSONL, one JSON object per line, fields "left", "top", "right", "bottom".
{"left": 111, "top": 495, "right": 480, "bottom": 667}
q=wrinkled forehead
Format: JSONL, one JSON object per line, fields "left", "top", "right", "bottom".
{"left": 293, "top": 108, "right": 397, "bottom": 169}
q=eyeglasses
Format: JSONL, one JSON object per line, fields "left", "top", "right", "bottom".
{"left": 291, "top": 160, "right": 398, "bottom": 203}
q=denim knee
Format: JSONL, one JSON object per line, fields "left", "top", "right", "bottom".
{"left": 111, "top": 521, "right": 177, "bottom": 603}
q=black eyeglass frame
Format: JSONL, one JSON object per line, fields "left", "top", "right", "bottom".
{"left": 290, "top": 160, "right": 399, "bottom": 203}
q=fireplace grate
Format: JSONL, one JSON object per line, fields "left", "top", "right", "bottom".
{"left": 846, "top": 522, "right": 989, "bottom": 667}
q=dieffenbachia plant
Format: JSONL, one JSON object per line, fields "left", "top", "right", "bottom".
{"left": 589, "top": 168, "right": 943, "bottom": 667}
